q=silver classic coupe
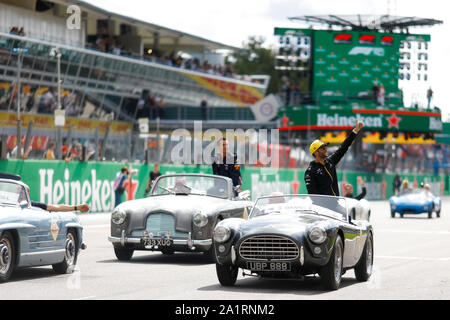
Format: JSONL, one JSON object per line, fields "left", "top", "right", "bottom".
{"left": 108, "top": 173, "right": 253, "bottom": 261}
{"left": 0, "top": 174, "right": 85, "bottom": 283}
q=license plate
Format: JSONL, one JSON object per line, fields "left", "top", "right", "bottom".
{"left": 246, "top": 261, "right": 291, "bottom": 272}
{"left": 145, "top": 238, "right": 173, "bottom": 247}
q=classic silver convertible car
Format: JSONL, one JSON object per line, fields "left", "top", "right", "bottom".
{"left": 0, "top": 174, "right": 84, "bottom": 283}
{"left": 108, "top": 173, "right": 253, "bottom": 261}
{"left": 213, "top": 194, "right": 374, "bottom": 290}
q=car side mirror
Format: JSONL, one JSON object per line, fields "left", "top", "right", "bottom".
{"left": 19, "top": 200, "right": 28, "bottom": 209}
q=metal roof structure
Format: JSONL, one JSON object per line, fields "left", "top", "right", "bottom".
{"left": 288, "top": 15, "right": 443, "bottom": 33}
{"left": 50, "top": 0, "right": 242, "bottom": 52}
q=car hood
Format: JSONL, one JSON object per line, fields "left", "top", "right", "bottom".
{"left": 117, "top": 195, "right": 236, "bottom": 233}
{"left": 237, "top": 213, "right": 333, "bottom": 239}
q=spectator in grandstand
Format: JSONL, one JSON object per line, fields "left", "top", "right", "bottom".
{"left": 144, "top": 163, "right": 161, "bottom": 197}
{"left": 200, "top": 98, "right": 208, "bottom": 120}
{"left": 44, "top": 141, "right": 56, "bottom": 160}
{"left": 156, "top": 97, "right": 166, "bottom": 119}
{"left": 305, "top": 121, "right": 364, "bottom": 196}
{"left": 393, "top": 173, "right": 402, "bottom": 195}
{"left": 113, "top": 166, "right": 129, "bottom": 207}
{"left": 377, "top": 83, "right": 385, "bottom": 106}
{"left": 148, "top": 92, "right": 157, "bottom": 119}
{"left": 291, "top": 84, "right": 300, "bottom": 105}
{"left": 427, "top": 87, "right": 433, "bottom": 109}
{"left": 0, "top": 87, "right": 7, "bottom": 109}
{"left": 284, "top": 81, "right": 292, "bottom": 106}
{"left": 38, "top": 89, "right": 55, "bottom": 114}
{"left": 343, "top": 176, "right": 367, "bottom": 200}
{"left": 10, "top": 140, "right": 32, "bottom": 160}
{"left": 25, "top": 87, "right": 37, "bottom": 112}
{"left": 9, "top": 26, "right": 19, "bottom": 35}
{"left": 371, "top": 82, "right": 378, "bottom": 104}
{"left": 18, "top": 27, "right": 25, "bottom": 36}
{"left": 192, "top": 58, "right": 201, "bottom": 71}
{"left": 62, "top": 144, "right": 71, "bottom": 161}
{"left": 70, "top": 143, "right": 83, "bottom": 161}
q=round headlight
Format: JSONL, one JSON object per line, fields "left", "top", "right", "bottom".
{"left": 213, "top": 226, "right": 231, "bottom": 243}
{"left": 391, "top": 204, "right": 397, "bottom": 209}
{"left": 111, "top": 209, "right": 126, "bottom": 225}
{"left": 309, "top": 226, "right": 327, "bottom": 244}
{"left": 193, "top": 212, "right": 208, "bottom": 228}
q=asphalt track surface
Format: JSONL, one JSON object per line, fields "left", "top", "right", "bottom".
{"left": 1, "top": 198, "right": 450, "bottom": 300}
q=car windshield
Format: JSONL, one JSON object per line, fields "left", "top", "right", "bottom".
{"left": 399, "top": 188, "right": 424, "bottom": 196}
{"left": 0, "top": 181, "right": 28, "bottom": 206}
{"left": 151, "top": 175, "right": 229, "bottom": 199}
{"left": 250, "top": 195, "right": 348, "bottom": 221}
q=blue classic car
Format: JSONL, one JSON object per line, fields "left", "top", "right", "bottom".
{"left": 390, "top": 188, "right": 441, "bottom": 218}
{"left": 0, "top": 174, "right": 85, "bottom": 283}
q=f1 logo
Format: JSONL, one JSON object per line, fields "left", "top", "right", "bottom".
{"left": 349, "top": 47, "right": 385, "bottom": 57}
{"left": 66, "top": 5, "right": 81, "bottom": 30}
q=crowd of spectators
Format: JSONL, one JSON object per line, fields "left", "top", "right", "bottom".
{"left": 0, "top": 85, "right": 84, "bottom": 117}
{"left": 9, "top": 26, "right": 25, "bottom": 36}
{"left": 133, "top": 89, "right": 166, "bottom": 120}
{"left": 85, "top": 27, "right": 245, "bottom": 80}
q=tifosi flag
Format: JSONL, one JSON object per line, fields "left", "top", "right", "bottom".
{"left": 250, "top": 94, "right": 281, "bottom": 122}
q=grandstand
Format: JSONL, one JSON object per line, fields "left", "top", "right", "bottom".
{"left": 0, "top": 0, "right": 272, "bottom": 162}
{"left": 0, "top": 0, "right": 270, "bottom": 118}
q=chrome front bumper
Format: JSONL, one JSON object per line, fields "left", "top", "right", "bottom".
{"left": 108, "top": 230, "right": 212, "bottom": 250}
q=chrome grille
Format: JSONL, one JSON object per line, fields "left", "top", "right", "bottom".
{"left": 144, "top": 213, "right": 188, "bottom": 238}
{"left": 239, "top": 235, "right": 299, "bottom": 261}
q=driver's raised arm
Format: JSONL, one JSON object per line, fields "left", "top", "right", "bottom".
{"left": 328, "top": 121, "right": 363, "bottom": 166}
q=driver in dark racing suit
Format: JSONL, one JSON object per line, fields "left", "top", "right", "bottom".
{"left": 305, "top": 121, "right": 364, "bottom": 196}
{"left": 212, "top": 138, "right": 242, "bottom": 196}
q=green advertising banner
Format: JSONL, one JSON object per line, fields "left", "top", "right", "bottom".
{"left": 313, "top": 30, "right": 404, "bottom": 97}
{"left": 274, "top": 27, "right": 313, "bottom": 37}
{"left": 0, "top": 160, "right": 446, "bottom": 213}
{"left": 278, "top": 105, "right": 443, "bottom": 133}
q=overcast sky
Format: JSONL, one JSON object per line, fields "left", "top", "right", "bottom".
{"left": 85, "top": 0, "right": 450, "bottom": 119}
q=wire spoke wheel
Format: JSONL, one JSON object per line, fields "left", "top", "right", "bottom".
{"left": 64, "top": 233, "right": 76, "bottom": 268}
{"left": 0, "top": 238, "right": 12, "bottom": 275}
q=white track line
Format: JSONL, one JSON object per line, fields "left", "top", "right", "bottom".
{"left": 376, "top": 255, "right": 450, "bottom": 262}
{"left": 376, "top": 229, "right": 450, "bottom": 235}
{"left": 82, "top": 224, "right": 110, "bottom": 229}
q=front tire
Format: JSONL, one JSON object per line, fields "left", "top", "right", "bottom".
{"left": 53, "top": 230, "right": 78, "bottom": 274}
{"left": 391, "top": 210, "right": 395, "bottom": 218}
{"left": 354, "top": 232, "right": 374, "bottom": 281}
{"left": 204, "top": 246, "right": 217, "bottom": 263}
{"left": 320, "top": 236, "right": 344, "bottom": 290}
{"left": 114, "top": 246, "right": 134, "bottom": 261}
{"left": 216, "top": 263, "right": 238, "bottom": 286}
{"left": 0, "top": 231, "right": 16, "bottom": 283}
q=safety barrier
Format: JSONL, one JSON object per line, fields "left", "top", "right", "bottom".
{"left": 0, "top": 160, "right": 446, "bottom": 213}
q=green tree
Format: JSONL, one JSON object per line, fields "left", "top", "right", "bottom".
{"left": 226, "top": 36, "right": 280, "bottom": 94}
